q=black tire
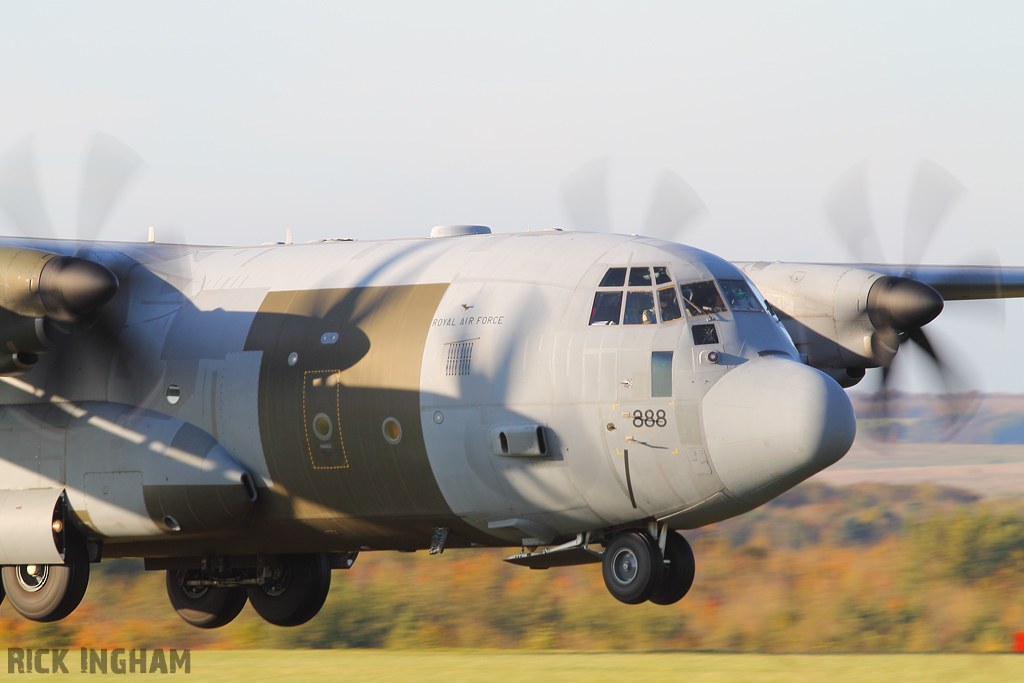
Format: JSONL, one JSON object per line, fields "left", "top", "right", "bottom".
{"left": 602, "top": 531, "right": 663, "bottom": 605}
{"left": 1, "top": 533, "right": 89, "bottom": 622}
{"left": 649, "top": 532, "right": 696, "bottom": 606}
{"left": 247, "top": 553, "right": 331, "bottom": 627}
{"left": 166, "top": 571, "right": 248, "bottom": 629}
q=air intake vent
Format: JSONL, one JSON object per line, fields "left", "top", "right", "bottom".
{"left": 443, "top": 340, "right": 474, "bottom": 376}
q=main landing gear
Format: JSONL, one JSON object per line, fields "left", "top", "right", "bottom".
{"left": 166, "top": 553, "right": 333, "bottom": 629}
{"left": 602, "top": 529, "right": 694, "bottom": 606}
{"left": 0, "top": 530, "right": 91, "bottom": 622}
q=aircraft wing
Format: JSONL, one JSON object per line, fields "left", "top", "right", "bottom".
{"left": 736, "top": 263, "right": 1024, "bottom": 301}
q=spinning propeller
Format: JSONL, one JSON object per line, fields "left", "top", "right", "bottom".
{"left": 822, "top": 160, "right": 982, "bottom": 437}
{"left": 0, "top": 132, "right": 192, "bottom": 399}
{"left": 560, "top": 157, "right": 708, "bottom": 241}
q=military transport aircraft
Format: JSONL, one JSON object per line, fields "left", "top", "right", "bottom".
{"left": 0, "top": 137, "right": 1019, "bottom": 629}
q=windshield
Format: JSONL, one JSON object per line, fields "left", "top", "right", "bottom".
{"left": 718, "top": 279, "right": 762, "bottom": 312}
{"left": 678, "top": 280, "right": 727, "bottom": 316}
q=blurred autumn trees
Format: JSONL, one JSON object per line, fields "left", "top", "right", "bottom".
{"left": 3, "top": 482, "right": 1024, "bottom": 652}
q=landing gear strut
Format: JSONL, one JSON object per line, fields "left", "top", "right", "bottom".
{"left": 1, "top": 532, "right": 90, "bottom": 622}
{"left": 602, "top": 528, "right": 695, "bottom": 606}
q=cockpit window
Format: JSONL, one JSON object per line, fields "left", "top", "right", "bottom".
{"left": 599, "top": 268, "right": 627, "bottom": 288}
{"left": 623, "top": 291, "right": 656, "bottom": 325}
{"left": 590, "top": 291, "right": 623, "bottom": 325}
{"left": 628, "top": 267, "right": 652, "bottom": 287}
{"left": 658, "top": 287, "right": 682, "bottom": 322}
{"left": 679, "top": 280, "right": 727, "bottom": 317}
{"left": 591, "top": 265, "right": 681, "bottom": 326}
{"left": 692, "top": 323, "right": 719, "bottom": 345}
{"left": 719, "top": 279, "right": 762, "bottom": 312}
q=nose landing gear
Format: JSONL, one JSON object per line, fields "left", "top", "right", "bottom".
{"left": 603, "top": 531, "right": 663, "bottom": 604}
{"left": 602, "top": 527, "right": 695, "bottom": 606}
{"left": 649, "top": 531, "right": 695, "bottom": 605}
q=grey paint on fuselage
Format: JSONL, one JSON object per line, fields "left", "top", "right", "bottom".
{"left": 0, "top": 231, "right": 853, "bottom": 557}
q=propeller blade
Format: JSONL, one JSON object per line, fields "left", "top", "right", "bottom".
{"left": 0, "top": 136, "right": 55, "bottom": 238}
{"left": 560, "top": 157, "right": 611, "bottom": 233}
{"left": 141, "top": 227, "right": 199, "bottom": 298}
{"left": 822, "top": 161, "right": 886, "bottom": 263}
{"left": 903, "top": 160, "right": 965, "bottom": 266}
{"left": 640, "top": 169, "right": 707, "bottom": 242}
{"left": 77, "top": 132, "right": 145, "bottom": 242}
{"left": 905, "top": 327, "right": 979, "bottom": 438}
{"left": 870, "top": 326, "right": 901, "bottom": 368}
{"left": 951, "top": 249, "right": 1006, "bottom": 331}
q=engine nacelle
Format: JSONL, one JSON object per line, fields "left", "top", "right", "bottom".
{"left": 739, "top": 262, "right": 887, "bottom": 372}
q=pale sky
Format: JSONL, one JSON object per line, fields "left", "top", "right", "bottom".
{"left": 1, "top": 2, "right": 1022, "bottom": 391}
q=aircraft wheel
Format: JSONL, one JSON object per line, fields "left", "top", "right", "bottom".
{"left": 247, "top": 553, "right": 331, "bottom": 627}
{"left": 602, "top": 531, "right": 663, "bottom": 605}
{"left": 166, "top": 571, "right": 248, "bottom": 629}
{"left": 649, "top": 532, "right": 695, "bottom": 605}
{"left": 1, "top": 533, "right": 90, "bottom": 622}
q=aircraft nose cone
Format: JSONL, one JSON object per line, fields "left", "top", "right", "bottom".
{"left": 701, "top": 357, "right": 855, "bottom": 507}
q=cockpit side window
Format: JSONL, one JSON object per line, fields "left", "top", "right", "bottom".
{"left": 590, "top": 291, "right": 623, "bottom": 325}
{"left": 679, "top": 280, "right": 727, "bottom": 317}
{"left": 628, "top": 267, "right": 653, "bottom": 287}
{"left": 599, "top": 268, "right": 627, "bottom": 288}
{"left": 718, "top": 279, "right": 762, "bottom": 312}
{"left": 623, "top": 291, "right": 657, "bottom": 325}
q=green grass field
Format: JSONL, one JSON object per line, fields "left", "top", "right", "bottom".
{"left": 4, "top": 649, "right": 1023, "bottom": 682}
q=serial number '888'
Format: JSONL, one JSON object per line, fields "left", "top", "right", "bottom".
{"left": 632, "top": 409, "right": 667, "bottom": 428}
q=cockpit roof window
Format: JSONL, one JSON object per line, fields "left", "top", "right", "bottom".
{"left": 599, "top": 267, "right": 627, "bottom": 288}
{"left": 679, "top": 280, "right": 727, "bottom": 317}
{"left": 718, "top": 279, "right": 762, "bottom": 312}
{"left": 628, "top": 267, "right": 652, "bottom": 287}
{"left": 654, "top": 266, "right": 672, "bottom": 285}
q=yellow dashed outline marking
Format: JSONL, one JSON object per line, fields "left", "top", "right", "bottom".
{"left": 302, "top": 370, "right": 350, "bottom": 470}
